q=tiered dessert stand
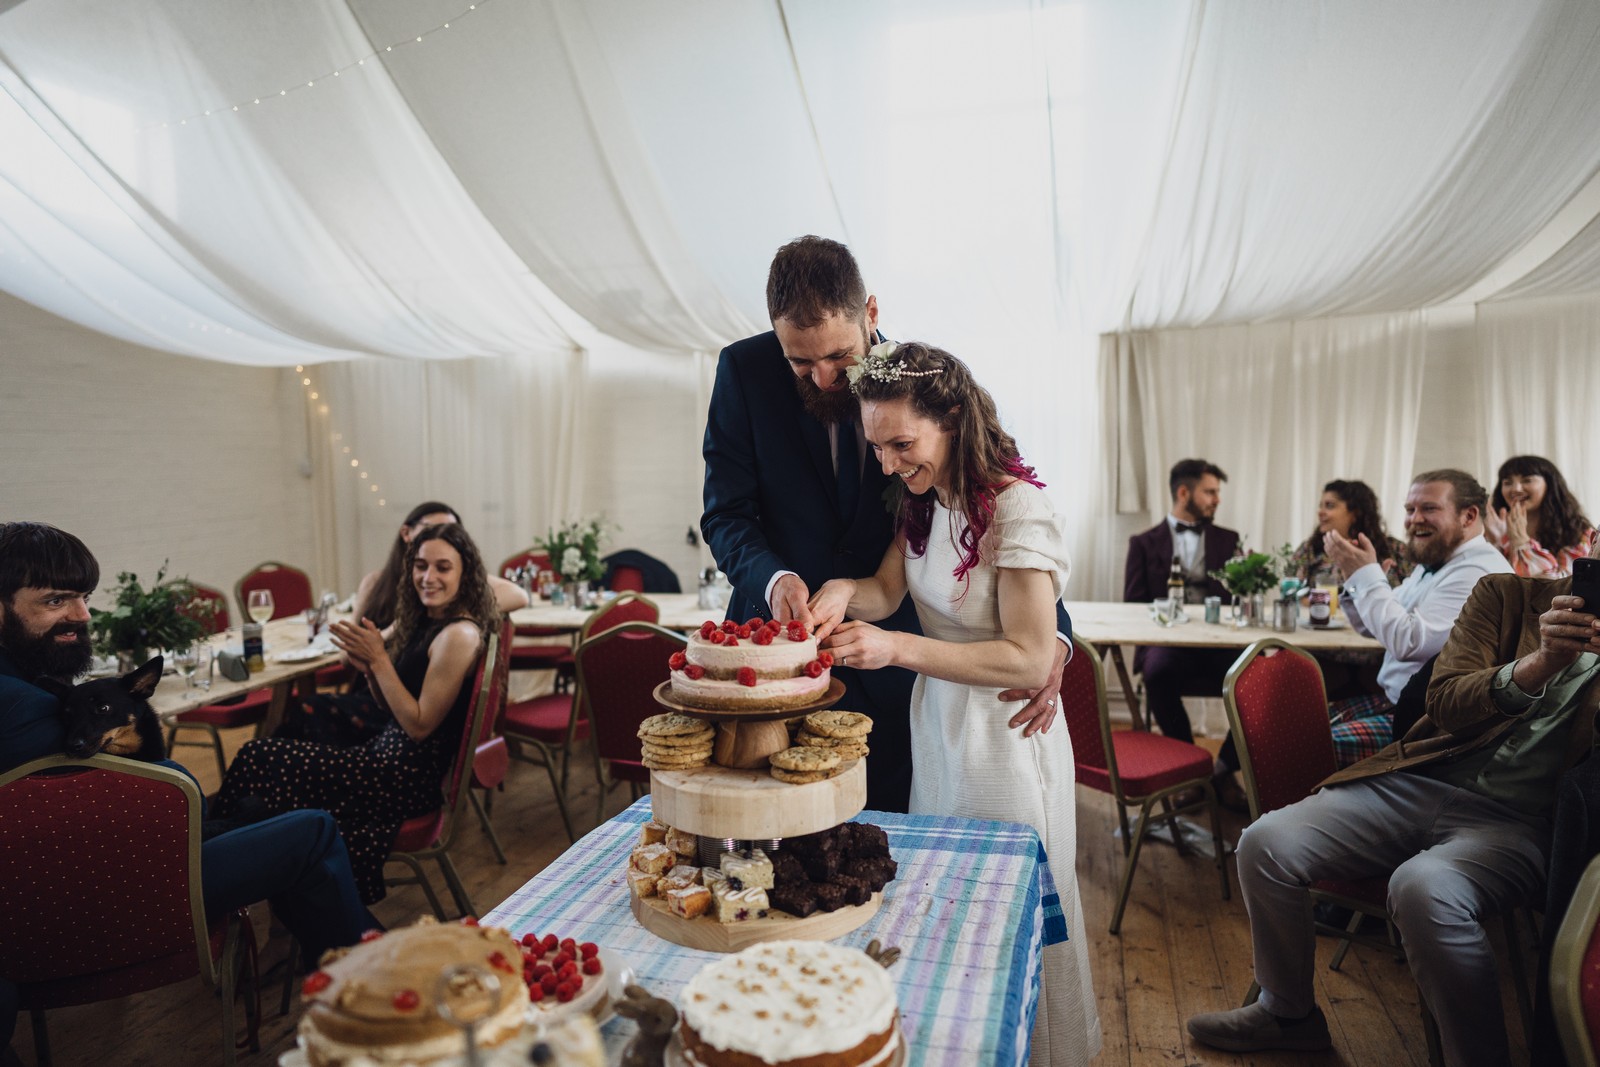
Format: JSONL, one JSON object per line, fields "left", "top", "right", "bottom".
{"left": 633, "top": 679, "right": 882, "bottom": 952}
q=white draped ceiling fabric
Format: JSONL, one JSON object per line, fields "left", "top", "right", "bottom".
{"left": 5, "top": 0, "right": 1600, "bottom": 596}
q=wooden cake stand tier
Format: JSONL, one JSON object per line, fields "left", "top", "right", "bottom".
{"left": 632, "top": 889, "right": 882, "bottom": 954}
{"left": 650, "top": 678, "right": 846, "bottom": 722}
{"left": 651, "top": 758, "right": 866, "bottom": 841}
{"left": 652, "top": 678, "right": 847, "bottom": 769}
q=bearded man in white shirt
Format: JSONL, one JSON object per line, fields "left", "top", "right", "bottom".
{"left": 1320, "top": 469, "right": 1514, "bottom": 766}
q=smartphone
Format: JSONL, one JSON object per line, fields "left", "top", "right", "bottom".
{"left": 1571, "top": 557, "right": 1600, "bottom": 615}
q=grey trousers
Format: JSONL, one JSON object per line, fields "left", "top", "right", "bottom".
{"left": 1238, "top": 772, "right": 1548, "bottom": 1067}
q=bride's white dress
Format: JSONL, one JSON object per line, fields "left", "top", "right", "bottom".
{"left": 903, "top": 482, "right": 1101, "bottom": 1066}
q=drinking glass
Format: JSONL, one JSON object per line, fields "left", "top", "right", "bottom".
{"left": 173, "top": 643, "right": 200, "bottom": 688}
{"left": 247, "top": 589, "right": 275, "bottom": 624}
{"left": 192, "top": 644, "right": 213, "bottom": 690}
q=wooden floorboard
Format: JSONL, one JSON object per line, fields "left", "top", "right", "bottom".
{"left": 10, "top": 726, "right": 1536, "bottom": 1066}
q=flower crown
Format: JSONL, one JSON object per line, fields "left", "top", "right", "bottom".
{"left": 845, "top": 341, "right": 946, "bottom": 389}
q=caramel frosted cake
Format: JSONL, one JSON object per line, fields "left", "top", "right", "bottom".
{"left": 295, "top": 918, "right": 604, "bottom": 1067}
{"left": 669, "top": 619, "right": 832, "bottom": 711}
{"left": 678, "top": 941, "right": 900, "bottom": 1067}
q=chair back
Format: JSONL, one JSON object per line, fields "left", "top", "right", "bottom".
{"left": 0, "top": 755, "right": 213, "bottom": 1000}
{"left": 500, "top": 548, "right": 551, "bottom": 578}
{"left": 1552, "top": 852, "right": 1600, "bottom": 1067}
{"left": 1059, "top": 635, "right": 1115, "bottom": 780}
{"left": 577, "top": 591, "right": 659, "bottom": 643}
{"left": 440, "top": 628, "right": 503, "bottom": 815}
{"left": 1223, "top": 638, "right": 1334, "bottom": 821}
{"left": 600, "top": 548, "right": 682, "bottom": 593}
{"left": 574, "top": 622, "right": 687, "bottom": 764}
{"left": 609, "top": 565, "right": 646, "bottom": 592}
{"left": 181, "top": 582, "right": 231, "bottom": 633}
{"left": 235, "top": 561, "right": 313, "bottom": 621}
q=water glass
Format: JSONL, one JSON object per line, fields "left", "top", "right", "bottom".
{"left": 192, "top": 644, "right": 214, "bottom": 690}
{"left": 173, "top": 644, "right": 200, "bottom": 688}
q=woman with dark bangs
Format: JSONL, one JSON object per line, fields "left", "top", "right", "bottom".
{"left": 806, "top": 342, "right": 1099, "bottom": 1066}
{"left": 1484, "top": 454, "right": 1595, "bottom": 578}
{"left": 214, "top": 523, "right": 497, "bottom": 903}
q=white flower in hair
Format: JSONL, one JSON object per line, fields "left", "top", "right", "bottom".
{"left": 846, "top": 340, "right": 899, "bottom": 388}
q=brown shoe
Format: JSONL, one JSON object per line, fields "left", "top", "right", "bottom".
{"left": 1213, "top": 772, "right": 1249, "bottom": 814}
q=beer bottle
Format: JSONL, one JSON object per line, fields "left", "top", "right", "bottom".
{"left": 1167, "top": 554, "right": 1187, "bottom": 607}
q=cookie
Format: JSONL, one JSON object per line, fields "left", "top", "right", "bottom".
{"left": 768, "top": 746, "right": 841, "bottom": 773}
{"left": 641, "top": 742, "right": 713, "bottom": 762}
{"left": 642, "top": 752, "right": 712, "bottom": 771}
{"left": 640, "top": 727, "right": 715, "bottom": 748}
{"left": 822, "top": 743, "right": 868, "bottom": 761}
{"left": 770, "top": 765, "right": 840, "bottom": 785}
{"left": 638, "top": 712, "right": 712, "bottom": 738}
{"left": 802, "top": 710, "right": 873, "bottom": 739}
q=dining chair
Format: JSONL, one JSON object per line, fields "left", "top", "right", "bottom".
{"left": 468, "top": 620, "right": 514, "bottom": 865}
{"left": 500, "top": 548, "right": 575, "bottom": 684}
{"left": 600, "top": 548, "right": 682, "bottom": 593}
{"left": 500, "top": 593, "right": 660, "bottom": 841}
{"left": 573, "top": 621, "right": 686, "bottom": 824}
{"left": 384, "top": 628, "right": 501, "bottom": 921}
{"left": 1551, "top": 852, "right": 1600, "bottom": 1067}
{"left": 1060, "top": 635, "right": 1228, "bottom": 934}
{"left": 0, "top": 754, "right": 259, "bottom": 1067}
{"left": 165, "top": 581, "right": 273, "bottom": 779}
{"left": 234, "top": 561, "right": 313, "bottom": 621}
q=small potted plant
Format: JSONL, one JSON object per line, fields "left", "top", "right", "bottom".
{"left": 90, "top": 563, "right": 213, "bottom": 671}
{"left": 536, "top": 518, "right": 612, "bottom": 606}
{"left": 1209, "top": 545, "right": 1290, "bottom": 628}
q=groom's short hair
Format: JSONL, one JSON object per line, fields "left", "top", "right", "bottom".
{"left": 766, "top": 235, "right": 867, "bottom": 329}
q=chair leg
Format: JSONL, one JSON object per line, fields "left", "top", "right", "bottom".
{"left": 1501, "top": 909, "right": 1534, "bottom": 1044}
{"left": 30, "top": 1007, "right": 51, "bottom": 1067}
{"left": 206, "top": 723, "right": 227, "bottom": 782}
{"left": 391, "top": 853, "right": 448, "bottom": 921}
{"left": 538, "top": 753, "right": 577, "bottom": 842}
{"left": 279, "top": 939, "right": 300, "bottom": 1017}
{"left": 1421, "top": 997, "right": 1445, "bottom": 1067}
{"left": 436, "top": 851, "right": 476, "bottom": 919}
{"left": 219, "top": 922, "right": 238, "bottom": 1067}
{"left": 469, "top": 789, "right": 508, "bottom": 864}
{"left": 1205, "top": 785, "right": 1230, "bottom": 901}
{"left": 1241, "top": 979, "right": 1260, "bottom": 1007}
{"left": 1110, "top": 799, "right": 1160, "bottom": 935}
{"left": 1329, "top": 910, "right": 1362, "bottom": 971}
{"left": 165, "top": 723, "right": 179, "bottom": 757}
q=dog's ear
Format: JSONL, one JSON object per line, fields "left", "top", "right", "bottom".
{"left": 35, "top": 676, "right": 73, "bottom": 701}
{"left": 122, "top": 655, "right": 164, "bottom": 699}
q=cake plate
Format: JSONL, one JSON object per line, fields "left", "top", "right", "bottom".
{"left": 651, "top": 678, "right": 845, "bottom": 768}
{"left": 663, "top": 1027, "right": 907, "bottom": 1067}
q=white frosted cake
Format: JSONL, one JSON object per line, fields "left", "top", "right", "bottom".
{"left": 677, "top": 940, "right": 899, "bottom": 1067}
{"left": 669, "top": 619, "right": 831, "bottom": 711}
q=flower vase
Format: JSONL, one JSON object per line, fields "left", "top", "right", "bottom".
{"left": 1231, "top": 594, "right": 1266, "bottom": 628}
{"left": 115, "top": 649, "right": 148, "bottom": 674}
{"left": 566, "top": 580, "right": 589, "bottom": 608}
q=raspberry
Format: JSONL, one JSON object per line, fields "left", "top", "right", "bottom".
{"left": 804, "top": 660, "right": 824, "bottom": 678}
{"left": 529, "top": 984, "right": 545, "bottom": 1002}
{"left": 724, "top": 636, "right": 739, "bottom": 647}
{"left": 745, "top": 617, "right": 764, "bottom": 630}
{"left": 488, "top": 951, "right": 515, "bottom": 974}
{"left": 532, "top": 963, "right": 552, "bottom": 980}
{"left": 736, "top": 625, "right": 752, "bottom": 639}
{"left": 540, "top": 973, "right": 558, "bottom": 994}
{"left": 459, "top": 916, "right": 479, "bottom": 927}
{"left": 787, "top": 624, "right": 809, "bottom": 640}
{"left": 582, "top": 956, "right": 602, "bottom": 975}
{"left": 560, "top": 937, "right": 576, "bottom": 953}
{"left": 752, "top": 629, "right": 774, "bottom": 646}
{"left": 541, "top": 934, "right": 558, "bottom": 952}
{"left": 393, "top": 989, "right": 420, "bottom": 1012}
{"left": 668, "top": 651, "right": 688, "bottom": 671}
{"left": 708, "top": 631, "right": 726, "bottom": 645}
{"left": 556, "top": 983, "right": 576, "bottom": 1003}
{"left": 519, "top": 932, "right": 540, "bottom": 948}
{"left": 684, "top": 664, "right": 706, "bottom": 680}
{"left": 737, "top": 667, "right": 758, "bottom": 687}
{"left": 558, "top": 961, "right": 578, "bottom": 981}
{"left": 721, "top": 620, "right": 738, "bottom": 634}
{"left": 579, "top": 942, "right": 599, "bottom": 959}
{"left": 360, "top": 928, "right": 385, "bottom": 943}
{"left": 302, "top": 971, "right": 332, "bottom": 996}
{"left": 699, "top": 621, "right": 716, "bottom": 638}
{"left": 817, "top": 651, "right": 834, "bottom": 668}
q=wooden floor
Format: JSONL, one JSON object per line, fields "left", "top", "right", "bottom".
{"left": 9, "top": 729, "right": 1534, "bottom": 1067}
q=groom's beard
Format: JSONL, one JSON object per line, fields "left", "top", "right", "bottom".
{"left": 0, "top": 611, "right": 93, "bottom": 682}
{"left": 794, "top": 378, "right": 859, "bottom": 425}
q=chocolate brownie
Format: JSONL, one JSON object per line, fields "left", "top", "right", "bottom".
{"left": 832, "top": 874, "right": 872, "bottom": 907}
{"left": 770, "top": 851, "right": 808, "bottom": 887}
{"left": 798, "top": 848, "right": 841, "bottom": 883}
{"left": 811, "top": 882, "right": 848, "bottom": 912}
{"left": 768, "top": 882, "right": 819, "bottom": 918}
{"left": 786, "top": 827, "right": 840, "bottom": 857}
{"left": 844, "top": 857, "right": 898, "bottom": 892}
{"left": 843, "top": 822, "right": 891, "bottom": 859}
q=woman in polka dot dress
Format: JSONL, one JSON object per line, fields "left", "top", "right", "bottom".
{"left": 213, "top": 523, "right": 496, "bottom": 903}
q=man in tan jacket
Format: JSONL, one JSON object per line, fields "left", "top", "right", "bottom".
{"left": 1187, "top": 567, "right": 1600, "bottom": 1066}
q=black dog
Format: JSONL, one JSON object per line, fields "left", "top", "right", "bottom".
{"left": 42, "top": 655, "right": 167, "bottom": 761}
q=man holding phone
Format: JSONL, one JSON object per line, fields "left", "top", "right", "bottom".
{"left": 1188, "top": 543, "right": 1600, "bottom": 1065}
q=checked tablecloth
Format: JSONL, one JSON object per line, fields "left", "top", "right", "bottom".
{"left": 484, "top": 796, "right": 1068, "bottom": 1065}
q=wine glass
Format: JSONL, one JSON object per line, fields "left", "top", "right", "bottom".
{"left": 173, "top": 643, "right": 200, "bottom": 688}
{"left": 247, "top": 589, "right": 275, "bottom": 624}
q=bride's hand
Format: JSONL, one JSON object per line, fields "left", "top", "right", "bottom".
{"left": 820, "top": 620, "right": 899, "bottom": 671}
{"left": 807, "top": 580, "right": 856, "bottom": 642}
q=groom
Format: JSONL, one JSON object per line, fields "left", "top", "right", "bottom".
{"left": 700, "top": 235, "right": 1071, "bottom": 812}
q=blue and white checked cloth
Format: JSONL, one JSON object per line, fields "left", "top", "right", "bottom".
{"left": 484, "top": 797, "right": 1066, "bottom": 1066}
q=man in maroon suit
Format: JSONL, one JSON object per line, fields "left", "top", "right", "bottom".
{"left": 1124, "top": 459, "right": 1240, "bottom": 747}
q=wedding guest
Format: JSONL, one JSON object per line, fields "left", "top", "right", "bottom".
{"left": 1286, "top": 479, "right": 1410, "bottom": 588}
{"left": 353, "top": 500, "right": 527, "bottom": 627}
{"left": 1484, "top": 455, "right": 1596, "bottom": 579}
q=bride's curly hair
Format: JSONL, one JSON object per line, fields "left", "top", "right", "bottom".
{"left": 390, "top": 523, "right": 498, "bottom": 655}
{"left": 852, "top": 342, "right": 1042, "bottom": 581}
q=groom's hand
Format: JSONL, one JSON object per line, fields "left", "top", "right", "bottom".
{"left": 999, "top": 639, "right": 1067, "bottom": 737}
{"left": 770, "top": 574, "right": 815, "bottom": 629}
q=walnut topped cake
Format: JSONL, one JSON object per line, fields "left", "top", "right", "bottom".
{"left": 677, "top": 940, "right": 900, "bottom": 1067}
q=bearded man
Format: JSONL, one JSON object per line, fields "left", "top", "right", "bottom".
{"left": 1320, "top": 469, "right": 1514, "bottom": 765}
{"left": 700, "top": 235, "right": 1072, "bottom": 812}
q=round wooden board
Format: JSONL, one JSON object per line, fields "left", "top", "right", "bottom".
{"left": 631, "top": 889, "right": 881, "bottom": 954}
{"left": 651, "top": 678, "right": 846, "bottom": 723}
{"left": 650, "top": 758, "right": 866, "bottom": 840}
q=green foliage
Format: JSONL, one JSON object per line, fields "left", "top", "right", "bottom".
{"left": 1209, "top": 544, "right": 1295, "bottom": 598}
{"left": 89, "top": 563, "right": 213, "bottom": 656}
{"left": 536, "top": 517, "right": 612, "bottom": 583}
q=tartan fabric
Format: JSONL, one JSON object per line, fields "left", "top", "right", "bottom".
{"left": 484, "top": 796, "right": 1063, "bottom": 1066}
{"left": 1329, "top": 692, "right": 1396, "bottom": 768}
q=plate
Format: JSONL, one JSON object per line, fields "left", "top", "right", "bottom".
{"left": 526, "top": 945, "right": 633, "bottom": 1027}
{"left": 275, "top": 644, "right": 335, "bottom": 664}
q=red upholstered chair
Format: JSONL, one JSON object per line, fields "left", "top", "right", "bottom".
{"left": 235, "top": 561, "right": 313, "bottom": 621}
{"left": 1552, "top": 852, "right": 1600, "bottom": 1067}
{"left": 468, "top": 620, "right": 514, "bottom": 865}
{"left": 0, "top": 754, "right": 258, "bottom": 1067}
{"left": 607, "top": 565, "right": 645, "bottom": 592}
{"left": 574, "top": 621, "right": 686, "bottom": 824}
{"left": 500, "top": 549, "right": 574, "bottom": 681}
{"left": 384, "top": 628, "right": 502, "bottom": 920}
{"left": 166, "top": 581, "right": 273, "bottom": 779}
{"left": 500, "top": 593, "right": 660, "bottom": 841}
{"left": 1060, "top": 636, "right": 1228, "bottom": 934}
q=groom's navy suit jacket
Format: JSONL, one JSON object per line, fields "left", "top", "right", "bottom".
{"left": 702, "top": 329, "right": 1073, "bottom": 813}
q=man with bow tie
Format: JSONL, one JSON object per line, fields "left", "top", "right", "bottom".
{"left": 1124, "top": 458, "right": 1240, "bottom": 746}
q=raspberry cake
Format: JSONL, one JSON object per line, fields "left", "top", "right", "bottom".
{"left": 670, "top": 619, "right": 833, "bottom": 711}
{"left": 677, "top": 941, "right": 900, "bottom": 1067}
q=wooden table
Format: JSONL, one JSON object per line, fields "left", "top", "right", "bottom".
{"left": 1063, "top": 600, "right": 1381, "bottom": 729}
{"left": 147, "top": 614, "right": 343, "bottom": 731}
{"left": 509, "top": 591, "right": 721, "bottom": 633}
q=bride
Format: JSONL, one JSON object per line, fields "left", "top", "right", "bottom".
{"left": 809, "top": 341, "right": 1100, "bottom": 1066}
